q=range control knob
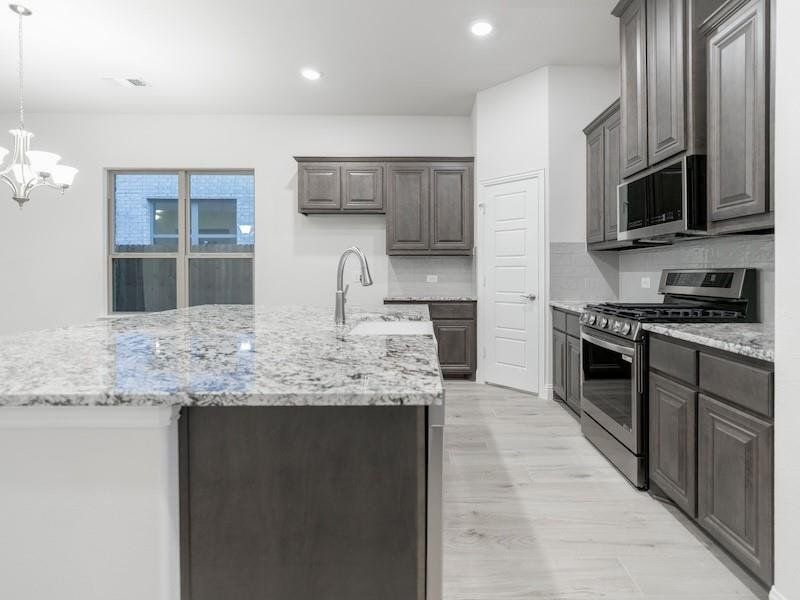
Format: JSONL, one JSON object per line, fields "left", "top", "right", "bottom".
{"left": 580, "top": 313, "right": 588, "bottom": 324}
{"left": 621, "top": 323, "right": 632, "bottom": 335}
{"left": 588, "top": 315, "right": 597, "bottom": 325}
{"left": 600, "top": 317, "right": 609, "bottom": 328}
{"left": 612, "top": 320, "right": 621, "bottom": 333}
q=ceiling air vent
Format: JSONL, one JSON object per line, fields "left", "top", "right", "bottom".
{"left": 103, "top": 76, "right": 148, "bottom": 88}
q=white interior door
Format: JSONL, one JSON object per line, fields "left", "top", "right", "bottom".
{"left": 482, "top": 174, "right": 543, "bottom": 393}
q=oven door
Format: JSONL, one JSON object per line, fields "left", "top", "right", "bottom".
{"left": 580, "top": 329, "right": 644, "bottom": 455}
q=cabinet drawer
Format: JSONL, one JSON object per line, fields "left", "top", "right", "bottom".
{"left": 699, "top": 353, "right": 773, "bottom": 417}
{"left": 649, "top": 336, "right": 697, "bottom": 384}
{"left": 566, "top": 313, "right": 580, "bottom": 337}
{"left": 552, "top": 309, "right": 567, "bottom": 333}
{"left": 429, "top": 302, "right": 475, "bottom": 320}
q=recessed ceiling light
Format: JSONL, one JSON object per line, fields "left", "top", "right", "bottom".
{"left": 301, "top": 68, "right": 322, "bottom": 81}
{"left": 470, "top": 21, "right": 493, "bottom": 37}
{"left": 103, "top": 76, "right": 148, "bottom": 88}
{"left": 8, "top": 4, "right": 32, "bottom": 16}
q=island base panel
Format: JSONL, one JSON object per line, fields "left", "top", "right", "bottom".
{"left": 179, "top": 406, "right": 427, "bottom": 600}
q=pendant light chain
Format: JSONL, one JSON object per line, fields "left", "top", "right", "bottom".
{"left": 18, "top": 12, "right": 24, "bottom": 129}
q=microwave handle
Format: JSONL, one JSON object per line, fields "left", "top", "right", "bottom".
{"left": 580, "top": 332, "right": 636, "bottom": 358}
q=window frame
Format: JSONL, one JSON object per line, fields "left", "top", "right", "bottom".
{"left": 106, "top": 168, "right": 255, "bottom": 313}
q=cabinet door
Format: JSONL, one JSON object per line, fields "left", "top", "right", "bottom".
{"left": 603, "top": 109, "right": 622, "bottom": 240}
{"left": 649, "top": 373, "right": 697, "bottom": 515}
{"left": 430, "top": 164, "right": 472, "bottom": 253}
{"left": 433, "top": 319, "right": 475, "bottom": 376}
{"left": 298, "top": 164, "right": 341, "bottom": 212}
{"left": 586, "top": 126, "right": 605, "bottom": 244}
{"left": 565, "top": 335, "right": 581, "bottom": 414}
{"left": 342, "top": 163, "right": 384, "bottom": 212}
{"left": 698, "top": 394, "right": 773, "bottom": 585}
{"left": 620, "top": 0, "right": 650, "bottom": 177}
{"left": 707, "top": 0, "right": 767, "bottom": 222}
{"left": 647, "top": 0, "right": 686, "bottom": 165}
{"left": 552, "top": 330, "right": 567, "bottom": 400}
{"left": 386, "top": 165, "right": 430, "bottom": 253}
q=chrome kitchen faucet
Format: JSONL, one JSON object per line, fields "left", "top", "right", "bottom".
{"left": 335, "top": 246, "right": 373, "bottom": 325}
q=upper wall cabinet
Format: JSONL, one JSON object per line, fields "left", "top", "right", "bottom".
{"left": 613, "top": 0, "right": 726, "bottom": 178}
{"left": 386, "top": 160, "right": 473, "bottom": 256}
{"left": 296, "top": 159, "right": 384, "bottom": 214}
{"left": 702, "top": 0, "right": 773, "bottom": 234}
{"left": 619, "top": 0, "right": 649, "bottom": 177}
{"left": 584, "top": 100, "right": 625, "bottom": 249}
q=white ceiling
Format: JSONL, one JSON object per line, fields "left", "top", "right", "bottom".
{"left": 0, "top": 0, "right": 619, "bottom": 116}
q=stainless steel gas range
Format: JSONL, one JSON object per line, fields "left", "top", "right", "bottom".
{"left": 578, "top": 268, "right": 757, "bottom": 488}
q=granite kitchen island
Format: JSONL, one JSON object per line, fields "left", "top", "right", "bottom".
{"left": 0, "top": 305, "right": 444, "bottom": 600}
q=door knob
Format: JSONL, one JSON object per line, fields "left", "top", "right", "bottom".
{"left": 519, "top": 293, "right": 537, "bottom": 301}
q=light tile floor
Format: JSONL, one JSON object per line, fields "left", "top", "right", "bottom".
{"left": 442, "top": 381, "right": 766, "bottom": 600}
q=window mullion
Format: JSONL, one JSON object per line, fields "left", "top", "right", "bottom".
{"left": 178, "top": 170, "right": 189, "bottom": 308}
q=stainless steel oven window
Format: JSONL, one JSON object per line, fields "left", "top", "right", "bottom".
{"left": 580, "top": 330, "right": 644, "bottom": 454}
{"left": 107, "top": 169, "right": 255, "bottom": 313}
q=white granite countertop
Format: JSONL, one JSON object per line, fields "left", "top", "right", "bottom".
{"left": 385, "top": 295, "right": 477, "bottom": 303}
{"left": 643, "top": 322, "right": 774, "bottom": 363}
{"left": 549, "top": 301, "right": 594, "bottom": 314}
{"left": 0, "top": 305, "right": 444, "bottom": 407}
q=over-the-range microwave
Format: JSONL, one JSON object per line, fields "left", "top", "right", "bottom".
{"left": 617, "top": 155, "right": 707, "bottom": 241}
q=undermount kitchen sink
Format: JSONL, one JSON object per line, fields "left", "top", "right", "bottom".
{"left": 349, "top": 320, "right": 434, "bottom": 336}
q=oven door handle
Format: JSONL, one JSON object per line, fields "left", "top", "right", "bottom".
{"left": 580, "top": 332, "right": 636, "bottom": 357}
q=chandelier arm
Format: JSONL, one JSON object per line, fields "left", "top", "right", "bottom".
{"left": 1, "top": 173, "right": 20, "bottom": 195}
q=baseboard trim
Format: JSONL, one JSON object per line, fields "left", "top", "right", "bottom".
{"left": 770, "top": 586, "right": 789, "bottom": 600}
{"left": 543, "top": 383, "right": 554, "bottom": 401}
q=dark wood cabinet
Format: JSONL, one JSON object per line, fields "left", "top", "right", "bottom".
{"left": 603, "top": 109, "right": 622, "bottom": 240}
{"left": 565, "top": 335, "right": 582, "bottom": 414}
{"left": 586, "top": 126, "right": 605, "bottom": 244}
{"left": 297, "top": 160, "right": 384, "bottom": 214}
{"left": 552, "top": 329, "right": 567, "bottom": 401}
{"left": 430, "top": 164, "right": 473, "bottom": 253}
{"left": 387, "top": 161, "right": 473, "bottom": 256}
{"left": 647, "top": 333, "right": 774, "bottom": 586}
{"left": 704, "top": 0, "right": 772, "bottom": 233}
{"left": 584, "top": 100, "right": 623, "bottom": 247}
{"left": 647, "top": 0, "right": 686, "bottom": 164}
{"left": 385, "top": 300, "right": 477, "bottom": 379}
{"left": 387, "top": 164, "right": 430, "bottom": 252}
{"left": 619, "top": 0, "right": 649, "bottom": 177}
{"left": 649, "top": 372, "right": 697, "bottom": 515}
{"left": 298, "top": 163, "right": 341, "bottom": 212}
{"left": 342, "top": 163, "right": 384, "bottom": 211}
{"left": 698, "top": 394, "right": 773, "bottom": 584}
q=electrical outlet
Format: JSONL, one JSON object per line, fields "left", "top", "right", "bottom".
{"left": 426, "top": 274, "right": 438, "bottom": 283}
{"left": 641, "top": 277, "right": 651, "bottom": 289}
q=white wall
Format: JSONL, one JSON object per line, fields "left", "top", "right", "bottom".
{"left": 0, "top": 114, "right": 472, "bottom": 334}
{"left": 548, "top": 66, "right": 619, "bottom": 243}
{"left": 773, "top": 0, "right": 800, "bottom": 597}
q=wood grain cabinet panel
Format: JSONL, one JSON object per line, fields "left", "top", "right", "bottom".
{"left": 386, "top": 165, "right": 431, "bottom": 253}
{"left": 430, "top": 164, "right": 472, "bottom": 252}
{"left": 647, "top": 0, "right": 686, "bottom": 164}
{"left": 620, "top": 0, "right": 650, "bottom": 177}
{"left": 298, "top": 164, "right": 341, "bottom": 211}
{"left": 565, "top": 335, "right": 582, "bottom": 414}
{"left": 698, "top": 394, "right": 773, "bottom": 585}
{"left": 603, "top": 109, "right": 622, "bottom": 240}
{"left": 342, "top": 163, "right": 384, "bottom": 212}
{"left": 706, "top": 0, "right": 768, "bottom": 223}
{"left": 552, "top": 329, "right": 567, "bottom": 401}
{"left": 649, "top": 373, "right": 697, "bottom": 515}
{"left": 433, "top": 319, "right": 475, "bottom": 375}
{"left": 586, "top": 126, "right": 605, "bottom": 243}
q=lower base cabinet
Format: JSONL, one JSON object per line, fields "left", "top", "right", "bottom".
{"left": 565, "top": 335, "right": 581, "bottom": 414}
{"left": 552, "top": 307, "right": 580, "bottom": 414}
{"left": 698, "top": 394, "right": 774, "bottom": 585}
{"left": 648, "top": 333, "right": 774, "bottom": 588}
{"left": 552, "top": 329, "right": 567, "bottom": 400}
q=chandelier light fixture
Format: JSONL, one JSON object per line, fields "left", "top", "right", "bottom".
{"left": 0, "top": 4, "right": 78, "bottom": 207}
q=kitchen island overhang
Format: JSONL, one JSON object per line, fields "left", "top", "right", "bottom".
{"left": 0, "top": 305, "right": 444, "bottom": 600}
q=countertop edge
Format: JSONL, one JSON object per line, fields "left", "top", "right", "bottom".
{"left": 643, "top": 323, "right": 774, "bottom": 363}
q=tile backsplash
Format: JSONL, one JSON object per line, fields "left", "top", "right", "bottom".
{"left": 387, "top": 256, "right": 476, "bottom": 298}
{"left": 618, "top": 234, "right": 775, "bottom": 323}
{"left": 550, "top": 243, "right": 619, "bottom": 301}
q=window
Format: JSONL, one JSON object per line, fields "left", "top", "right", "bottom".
{"left": 109, "top": 170, "right": 255, "bottom": 312}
